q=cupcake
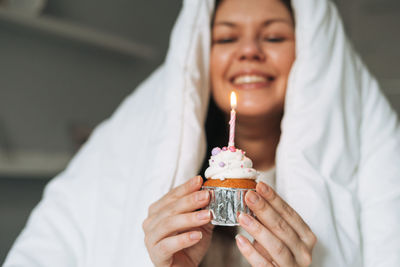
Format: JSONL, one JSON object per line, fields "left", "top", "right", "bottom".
{"left": 202, "top": 146, "right": 258, "bottom": 226}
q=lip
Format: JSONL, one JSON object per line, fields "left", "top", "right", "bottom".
{"left": 229, "top": 70, "right": 275, "bottom": 90}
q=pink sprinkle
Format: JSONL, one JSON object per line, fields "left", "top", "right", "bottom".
{"left": 229, "top": 146, "right": 236, "bottom": 152}
{"left": 222, "top": 147, "right": 227, "bottom": 151}
{"left": 248, "top": 169, "right": 251, "bottom": 172}
{"left": 211, "top": 147, "right": 221, "bottom": 156}
{"left": 241, "top": 165, "right": 243, "bottom": 168}
{"left": 211, "top": 160, "right": 214, "bottom": 162}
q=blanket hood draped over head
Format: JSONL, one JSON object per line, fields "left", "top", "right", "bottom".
{"left": 5, "top": 0, "right": 400, "bottom": 266}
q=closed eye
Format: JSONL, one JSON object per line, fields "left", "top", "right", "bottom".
{"left": 264, "top": 37, "right": 286, "bottom": 43}
{"left": 214, "top": 38, "right": 237, "bottom": 44}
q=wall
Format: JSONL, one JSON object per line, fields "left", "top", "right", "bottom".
{"left": 0, "top": 0, "right": 181, "bottom": 156}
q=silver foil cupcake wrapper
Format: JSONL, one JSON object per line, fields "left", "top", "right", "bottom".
{"left": 202, "top": 186, "right": 254, "bottom": 226}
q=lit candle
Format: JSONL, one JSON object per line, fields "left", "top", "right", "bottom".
{"left": 228, "top": 91, "right": 237, "bottom": 148}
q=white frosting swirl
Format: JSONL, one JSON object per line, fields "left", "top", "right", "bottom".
{"left": 204, "top": 147, "right": 257, "bottom": 180}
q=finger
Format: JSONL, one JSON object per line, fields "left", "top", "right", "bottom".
{"left": 144, "top": 190, "right": 210, "bottom": 232}
{"left": 238, "top": 213, "right": 295, "bottom": 267}
{"left": 253, "top": 242, "right": 280, "bottom": 267}
{"left": 235, "top": 234, "right": 274, "bottom": 267}
{"left": 149, "top": 176, "right": 203, "bottom": 216}
{"left": 245, "top": 190, "right": 310, "bottom": 266}
{"left": 253, "top": 240, "right": 273, "bottom": 262}
{"left": 162, "top": 189, "right": 210, "bottom": 217}
{"left": 153, "top": 231, "right": 202, "bottom": 265}
{"left": 256, "top": 182, "right": 317, "bottom": 249}
{"left": 147, "top": 210, "right": 211, "bottom": 246}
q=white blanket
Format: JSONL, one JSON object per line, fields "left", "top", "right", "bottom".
{"left": 4, "top": 0, "right": 400, "bottom": 266}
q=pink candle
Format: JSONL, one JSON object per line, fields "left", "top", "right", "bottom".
{"left": 228, "top": 109, "right": 236, "bottom": 147}
{"left": 228, "top": 92, "right": 237, "bottom": 148}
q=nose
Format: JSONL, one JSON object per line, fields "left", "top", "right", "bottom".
{"left": 238, "top": 39, "right": 266, "bottom": 62}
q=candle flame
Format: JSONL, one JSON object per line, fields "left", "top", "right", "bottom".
{"left": 230, "top": 91, "right": 237, "bottom": 109}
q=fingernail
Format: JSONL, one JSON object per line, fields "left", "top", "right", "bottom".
{"left": 235, "top": 234, "right": 246, "bottom": 247}
{"left": 196, "top": 191, "right": 209, "bottom": 201}
{"left": 247, "top": 191, "right": 260, "bottom": 204}
{"left": 197, "top": 210, "right": 210, "bottom": 220}
{"left": 239, "top": 213, "right": 253, "bottom": 226}
{"left": 192, "top": 176, "right": 202, "bottom": 187}
{"left": 258, "top": 182, "right": 269, "bottom": 194}
{"left": 189, "top": 231, "right": 202, "bottom": 240}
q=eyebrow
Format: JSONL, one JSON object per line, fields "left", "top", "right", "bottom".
{"left": 214, "top": 18, "right": 292, "bottom": 27}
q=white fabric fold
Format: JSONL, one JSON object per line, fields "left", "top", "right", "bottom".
{"left": 276, "top": 1, "right": 400, "bottom": 266}
{"left": 4, "top": 0, "right": 400, "bottom": 266}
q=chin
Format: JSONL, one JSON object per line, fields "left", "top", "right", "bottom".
{"left": 237, "top": 104, "right": 283, "bottom": 119}
{"left": 237, "top": 93, "right": 284, "bottom": 116}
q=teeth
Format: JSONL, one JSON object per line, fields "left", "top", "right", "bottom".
{"left": 233, "top": 75, "right": 269, "bottom": 84}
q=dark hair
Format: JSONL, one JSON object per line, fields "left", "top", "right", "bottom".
{"left": 280, "top": 0, "right": 293, "bottom": 14}
{"left": 200, "top": 97, "right": 227, "bottom": 176}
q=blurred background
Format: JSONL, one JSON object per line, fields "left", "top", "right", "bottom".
{"left": 0, "top": 0, "right": 399, "bottom": 264}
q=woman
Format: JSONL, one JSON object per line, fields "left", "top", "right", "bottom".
{"left": 143, "top": 0, "right": 316, "bottom": 266}
{"left": 4, "top": 0, "right": 400, "bottom": 266}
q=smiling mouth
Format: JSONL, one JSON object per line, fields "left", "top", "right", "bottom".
{"left": 232, "top": 75, "right": 275, "bottom": 85}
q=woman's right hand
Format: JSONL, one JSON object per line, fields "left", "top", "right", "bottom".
{"left": 142, "top": 176, "right": 213, "bottom": 267}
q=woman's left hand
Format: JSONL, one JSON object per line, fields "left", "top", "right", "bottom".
{"left": 236, "top": 182, "right": 317, "bottom": 267}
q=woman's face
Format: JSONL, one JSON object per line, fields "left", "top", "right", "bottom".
{"left": 210, "top": 0, "right": 295, "bottom": 119}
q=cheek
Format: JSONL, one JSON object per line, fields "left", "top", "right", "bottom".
{"left": 210, "top": 47, "right": 232, "bottom": 82}
{"left": 210, "top": 47, "right": 234, "bottom": 113}
{"left": 266, "top": 43, "right": 296, "bottom": 76}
